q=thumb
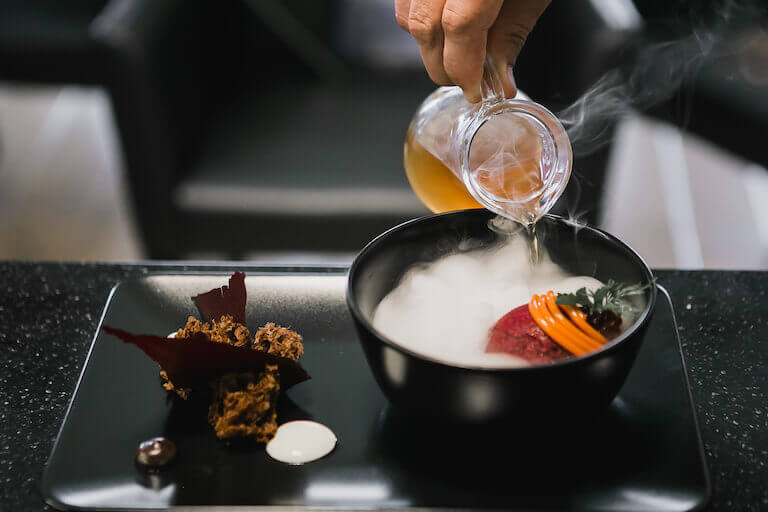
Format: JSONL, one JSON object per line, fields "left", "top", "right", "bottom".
{"left": 487, "top": 0, "right": 551, "bottom": 98}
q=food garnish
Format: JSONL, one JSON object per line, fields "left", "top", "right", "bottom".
{"left": 103, "top": 272, "right": 309, "bottom": 441}
{"left": 487, "top": 280, "right": 646, "bottom": 363}
{"left": 193, "top": 271, "right": 247, "bottom": 324}
{"left": 556, "top": 280, "right": 647, "bottom": 338}
{"left": 545, "top": 292, "right": 602, "bottom": 349}
{"left": 555, "top": 279, "right": 644, "bottom": 314}
{"left": 528, "top": 294, "right": 599, "bottom": 356}
{"left": 559, "top": 305, "right": 606, "bottom": 343}
{"left": 101, "top": 325, "right": 308, "bottom": 390}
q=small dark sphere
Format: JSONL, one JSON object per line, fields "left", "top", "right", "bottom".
{"left": 135, "top": 437, "right": 176, "bottom": 467}
{"left": 588, "top": 311, "right": 622, "bottom": 339}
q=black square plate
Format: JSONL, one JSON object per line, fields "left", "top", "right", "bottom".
{"left": 43, "top": 270, "right": 710, "bottom": 511}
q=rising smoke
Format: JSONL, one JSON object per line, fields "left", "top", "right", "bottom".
{"left": 559, "top": 0, "right": 768, "bottom": 157}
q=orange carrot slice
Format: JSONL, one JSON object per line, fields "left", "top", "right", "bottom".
{"left": 529, "top": 295, "right": 589, "bottom": 356}
{"left": 537, "top": 296, "right": 594, "bottom": 355}
{"left": 560, "top": 304, "right": 606, "bottom": 343}
{"left": 544, "top": 292, "right": 603, "bottom": 352}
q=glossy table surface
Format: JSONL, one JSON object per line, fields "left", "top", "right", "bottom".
{"left": 0, "top": 263, "right": 766, "bottom": 511}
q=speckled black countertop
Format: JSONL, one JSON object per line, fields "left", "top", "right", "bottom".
{"left": 0, "top": 263, "right": 766, "bottom": 511}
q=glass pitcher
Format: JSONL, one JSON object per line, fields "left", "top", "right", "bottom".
{"left": 404, "top": 72, "right": 572, "bottom": 226}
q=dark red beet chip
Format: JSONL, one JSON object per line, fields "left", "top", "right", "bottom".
{"left": 486, "top": 304, "right": 571, "bottom": 364}
{"left": 101, "top": 327, "right": 309, "bottom": 389}
{"left": 193, "top": 271, "right": 247, "bottom": 324}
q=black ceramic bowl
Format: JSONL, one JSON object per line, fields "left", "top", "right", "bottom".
{"left": 347, "top": 210, "right": 656, "bottom": 424}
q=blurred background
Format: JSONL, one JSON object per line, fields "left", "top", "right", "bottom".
{"left": 1, "top": 0, "right": 767, "bottom": 268}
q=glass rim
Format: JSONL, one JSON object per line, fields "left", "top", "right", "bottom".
{"left": 458, "top": 99, "right": 573, "bottom": 222}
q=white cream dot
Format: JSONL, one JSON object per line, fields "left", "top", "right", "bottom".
{"left": 266, "top": 421, "right": 337, "bottom": 465}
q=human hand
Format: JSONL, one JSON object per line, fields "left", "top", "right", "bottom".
{"left": 396, "top": 0, "right": 551, "bottom": 102}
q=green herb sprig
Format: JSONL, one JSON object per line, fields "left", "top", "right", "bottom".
{"left": 555, "top": 280, "right": 649, "bottom": 316}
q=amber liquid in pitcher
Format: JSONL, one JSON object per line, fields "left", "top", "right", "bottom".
{"left": 404, "top": 127, "right": 545, "bottom": 216}
{"left": 404, "top": 127, "right": 482, "bottom": 213}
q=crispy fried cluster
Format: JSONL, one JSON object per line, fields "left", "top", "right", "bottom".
{"left": 254, "top": 322, "right": 304, "bottom": 360}
{"left": 175, "top": 315, "right": 251, "bottom": 347}
{"left": 163, "top": 315, "right": 303, "bottom": 441}
{"left": 207, "top": 366, "right": 280, "bottom": 442}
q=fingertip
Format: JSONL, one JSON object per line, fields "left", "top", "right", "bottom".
{"left": 463, "top": 83, "right": 483, "bottom": 103}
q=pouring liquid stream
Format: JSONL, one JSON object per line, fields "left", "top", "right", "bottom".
{"left": 525, "top": 224, "right": 540, "bottom": 266}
